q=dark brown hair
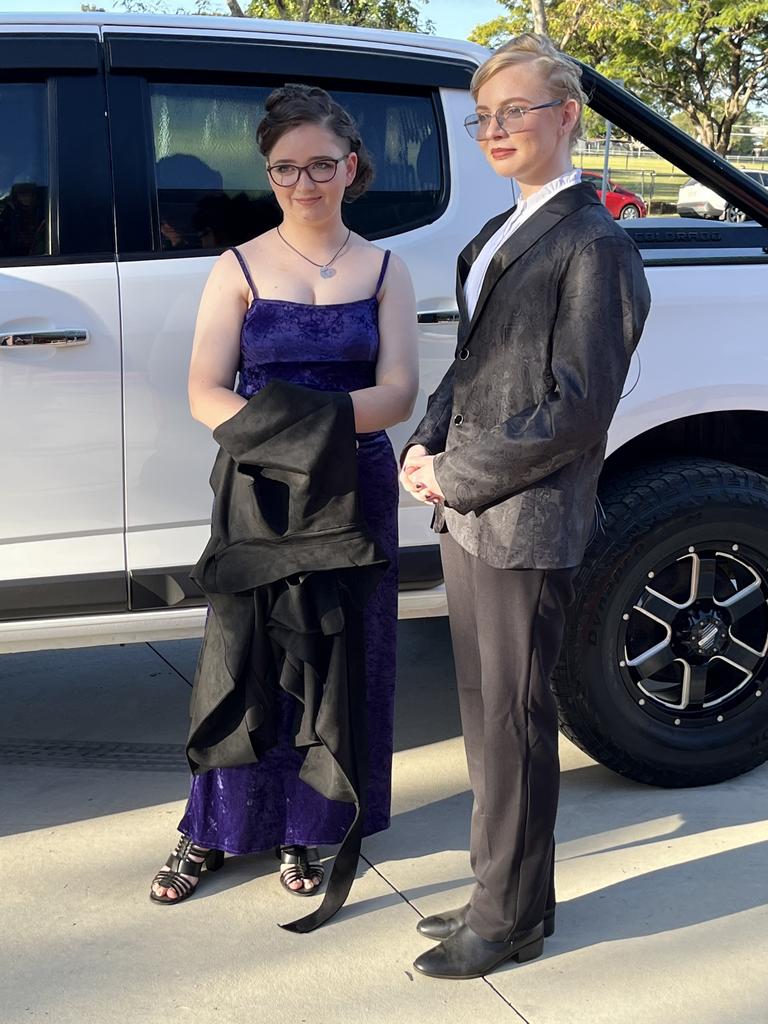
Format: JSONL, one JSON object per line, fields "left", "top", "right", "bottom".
{"left": 257, "top": 83, "right": 374, "bottom": 201}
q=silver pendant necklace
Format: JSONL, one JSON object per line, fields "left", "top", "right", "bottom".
{"left": 277, "top": 226, "right": 351, "bottom": 279}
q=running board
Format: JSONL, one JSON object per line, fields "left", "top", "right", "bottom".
{"left": 0, "top": 586, "right": 448, "bottom": 654}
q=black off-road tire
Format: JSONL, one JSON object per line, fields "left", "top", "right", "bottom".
{"left": 553, "top": 458, "right": 768, "bottom": 787}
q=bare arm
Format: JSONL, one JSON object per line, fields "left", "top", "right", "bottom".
{"left": 188, "top": 250, "right": 248, "bottom": 431}
{"left": 349, "top": 252, "right": 419, "bottom": 432}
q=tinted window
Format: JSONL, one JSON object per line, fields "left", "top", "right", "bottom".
{"left": 148, "top": 81, "right": 442, "bottom": 250}
{"left": 0, "top": 83, "right": 50, "bottom": 258}
{"left": 335, "top": 88, "right": 443, "bottom": 236}
{"left": 577, "top": 124, "right": 767, "bottom": 226}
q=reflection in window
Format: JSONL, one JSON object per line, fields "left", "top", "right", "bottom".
{"left": 576, "top": 129, "right": 768, "bottom": 223}
{"left": 576, "top": 136, "right": 684, "bottom": 219}
{"left": 0, "top": 84, "right": 50, "bottom": 258}
{"left": 335, "top": 89, "right": 442, "bottom": 237}
{"left": 149, "top": 82, "right": 443, "bottom": 250}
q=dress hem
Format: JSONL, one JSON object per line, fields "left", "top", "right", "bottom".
{"left": 178, "top": 815, "right": 392, "bottom": 857}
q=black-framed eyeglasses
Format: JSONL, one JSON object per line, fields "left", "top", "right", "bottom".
{"left": 266, "top": 155, "right": 349, "bottom": 187}
{"left": 463, "top": 99, "right": 563, "bottom": 140}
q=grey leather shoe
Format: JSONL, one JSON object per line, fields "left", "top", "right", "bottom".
{"left": 417, "top": 903, "right": 555, "bottom": 940}
{"left": 413, "top": 921, "right": 545, "bottom": 980}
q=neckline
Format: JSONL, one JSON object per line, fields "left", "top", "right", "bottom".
{"left": 248, "top": 295, "right": 377, "bottom": 312}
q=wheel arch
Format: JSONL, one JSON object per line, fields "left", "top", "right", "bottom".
{"left": 603, "top": 409, "right": 768, "bottom": 485}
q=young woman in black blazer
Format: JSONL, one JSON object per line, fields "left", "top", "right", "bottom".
{"left": 401, "top": 33, "right": 650, "bottom": 980}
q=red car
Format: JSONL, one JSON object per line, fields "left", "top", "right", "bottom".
{"left": 582, "top": 171, "right": 647, "bottom": 219}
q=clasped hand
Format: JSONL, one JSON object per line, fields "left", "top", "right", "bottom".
{"left": 399, "top": 445, "right": 446, "bottom": 504}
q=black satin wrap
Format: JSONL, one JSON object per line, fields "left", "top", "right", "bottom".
{"left": 187, "top": 379, "right": 389, "bottom": 932}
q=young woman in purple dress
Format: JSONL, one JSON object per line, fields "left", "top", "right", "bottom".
{"left": 150, "top": 84, "right": 418, "bottom": 903}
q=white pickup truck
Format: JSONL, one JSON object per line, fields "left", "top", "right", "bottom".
{"left": 2, "top": 12, "right": 767, "bottom": 789}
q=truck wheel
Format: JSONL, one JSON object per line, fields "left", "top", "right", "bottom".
{"left": 553, "top": 458, "right": 768, "bottom": 787}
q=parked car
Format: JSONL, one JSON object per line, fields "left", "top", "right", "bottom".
{"left": 722, "top": 170, "right": 768, "bottom": 222}
{"left": 581, "top": 170, "right": 647, "bottom": 219}
{"left": 2, "top": 11, "right": 768, "bottom": 790}
{"left": 677, "top": 169, "right": 768, "bottom": 219}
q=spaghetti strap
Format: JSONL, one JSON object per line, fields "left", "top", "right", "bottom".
{"left": 373, "top": 250, "right": 391, "bottom": 298}
{"left": 229, "top": 246, "right": 257, "bottom": 299}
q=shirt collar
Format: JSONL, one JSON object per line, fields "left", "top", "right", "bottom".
{"left": 516, "top": 168, "right": 582, "bottom": 214}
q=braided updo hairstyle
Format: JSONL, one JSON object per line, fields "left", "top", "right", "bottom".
{"left": 257, "top": 83, "right": 374, "bottom": 201}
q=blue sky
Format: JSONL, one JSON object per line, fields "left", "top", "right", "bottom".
{"left": 0, "top": 0, "right": 508, "bottom": 40}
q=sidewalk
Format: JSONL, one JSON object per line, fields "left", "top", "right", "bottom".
{"left": 1, "top": 619, "right": 766, "bottom": 1024}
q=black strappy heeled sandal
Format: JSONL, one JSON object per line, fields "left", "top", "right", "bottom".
{"left": 150, "top": 834, "right": 225, "bottom": 905}
{"left": 276, "top": 845, "right": 325, "bottom": 897}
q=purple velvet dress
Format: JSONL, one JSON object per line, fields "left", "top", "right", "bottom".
{"left": 178, "top": 248, "right": 398, "bottom": 854}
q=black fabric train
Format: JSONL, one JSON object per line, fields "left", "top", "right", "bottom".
{"left": 187, "top": 379, "right": 389, "bottom": 933}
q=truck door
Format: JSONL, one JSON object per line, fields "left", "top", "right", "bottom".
{"left": 103, "top": 28, "right": 509, "bottom": 606}
{"left": 0, "top": 32, "right": 125, "bottom": 620}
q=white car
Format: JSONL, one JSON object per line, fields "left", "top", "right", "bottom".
{"left": 677, "top": 169, "right": 768, "bottom": 219}
{"left": 2, "top": 11, "right": 768, "bottom": 789}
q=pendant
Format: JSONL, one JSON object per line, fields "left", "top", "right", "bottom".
{"left": 320, "top": 266, "right": 336, "bottom": 279}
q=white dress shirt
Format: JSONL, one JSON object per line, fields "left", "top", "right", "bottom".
{"left": 463, "top": 168, "right": 582, "bottom": 319}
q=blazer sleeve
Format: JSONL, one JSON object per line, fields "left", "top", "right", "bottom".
{"left": 433, "top": 234, "right": 651, "bottom": 514}
{"left": 399, "top": 361, "right": 456, "bottom": 465}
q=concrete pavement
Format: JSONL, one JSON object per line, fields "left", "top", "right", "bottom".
{"left": 1, "top": 619, "right": 766, "bottom": 1024}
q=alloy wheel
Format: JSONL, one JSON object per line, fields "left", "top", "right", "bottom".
{"left": 618, "top": 546, "right": 768, "bottom": 720}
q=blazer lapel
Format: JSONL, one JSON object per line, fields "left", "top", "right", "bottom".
{"left": 456, "top": 263, "right": 469, "bottom": 342}
{"left": 458, "top": 206, "right": 513, "bottom": 283}
{"left": 455, "top": 206, "right": 514, "bottom": 346}
{"left": 462, "top": 182, "right": 601, "bottom": 345}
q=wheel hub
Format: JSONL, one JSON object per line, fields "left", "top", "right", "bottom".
{"left": 620, "top": 547, "right": 768, "bottom": 715}
{"left": 679, "top": 609, "right": 729, "bottom": 656}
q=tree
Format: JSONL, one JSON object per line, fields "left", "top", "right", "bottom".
{"left": 115, "top": 0, "right": 431, "bottom": 30}
{"left": 530, "top": 0, "right": 548, "bottom": 36}
{"left": 114, "top": 0, "right": 193, "bottom": 11}
{"left": 245, "top": 0, "right": 431, "bottom": 30}
{"left": 469, "top": 1, "right": 768, "bottom": 155}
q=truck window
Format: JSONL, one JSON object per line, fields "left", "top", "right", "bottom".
{"left": 0, "top": 83, "right": 50, "bottom": 258}
{"left": 147, "top": 81, "right": 443, "bottom": 250}
{"left": 576, "top": 127, "right": 767, "bottom": 226}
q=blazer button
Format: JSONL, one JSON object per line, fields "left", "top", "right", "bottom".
{"left": 454, "top": 414, "right": 463, "bottom": 426}
{"left": 459, "top": 347, "right": 469, "bottom": 360}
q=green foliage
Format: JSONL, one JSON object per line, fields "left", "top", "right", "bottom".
{"left": 113, "top": 0, "right": 194, "bottom": 12}
{"left": 114, "top": 0, "right": 431, "bottom": 30}
{"left": 469, "top": 0, "right": 768, "bottom": 155}
{"left": 245, "top": 0, "right": 432, "bottom": 30}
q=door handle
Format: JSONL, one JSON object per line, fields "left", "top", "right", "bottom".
{"left": 0, "top": 329, "right": 89, "bottom": 348}
{"left": 417, "top": 310, "right": 460, "bottom": 324}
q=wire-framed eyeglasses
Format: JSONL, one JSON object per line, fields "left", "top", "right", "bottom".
{"left": 463, "top": 99, "right": 563, "bottom": 140}
{"left": 266, "top": 155, "right": 349, "bottom": 187}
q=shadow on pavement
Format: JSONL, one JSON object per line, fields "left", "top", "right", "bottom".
{"left": 0, "top": 620, "right": 461, "bottom": 836}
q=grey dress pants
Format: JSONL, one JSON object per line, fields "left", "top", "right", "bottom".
{"left": 439, "top": 531, "right": 577, "bottom": 942}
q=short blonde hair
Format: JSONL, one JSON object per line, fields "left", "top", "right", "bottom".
{"left": 471, "top": 33, "right": 587, "bottom": 147}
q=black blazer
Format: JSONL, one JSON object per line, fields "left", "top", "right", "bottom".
{"left": 188, "top": 379, "right": 388, "bottom": 932}
{"left": 406, "top": 181, "right": 651, "bottom": 569}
